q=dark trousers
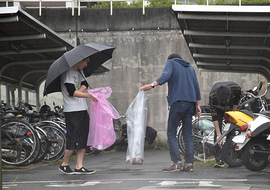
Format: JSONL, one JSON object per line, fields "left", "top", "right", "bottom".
{"left": 213, "top": 109, "right": 225, "bottom": 162}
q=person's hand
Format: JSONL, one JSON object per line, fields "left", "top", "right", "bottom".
{"left": 196, "top": 106, "right": 201, "bottom": 119}
{"left": 216, "top": 134, "right": 223, "bottom": 147}
{"left": 140, "top": 84, "right": 152, "bottom": 91}
{"left": 89, "top": 94, "right": 97, "bottom": 101}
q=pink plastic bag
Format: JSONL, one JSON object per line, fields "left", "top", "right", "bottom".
{"left": 87, "top": 87, "right": 120, "bottom": 150}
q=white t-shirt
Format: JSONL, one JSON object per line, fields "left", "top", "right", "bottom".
{"left": 61, "top": 68, "right": 88, "bottom": 112}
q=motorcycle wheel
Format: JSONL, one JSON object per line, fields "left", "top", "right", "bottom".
{"left": 242, "top": 139, "right": 269, "bottom": 171}
{"left": 222, "top": 136, "right": 243, "bottom": 167}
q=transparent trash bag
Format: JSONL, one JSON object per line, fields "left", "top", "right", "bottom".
{"left": 126, "top": 90, "right": 148, "bottom": 164}
{"left": 87, "top": 87, "right": 120, "bottom": 150}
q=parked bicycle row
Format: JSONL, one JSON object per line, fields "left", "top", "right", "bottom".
{"left": 1, "top": 100, "right": 157, "bottom": 167}
{"left": 1, "top": 101, "right": 67, "bottom": 166}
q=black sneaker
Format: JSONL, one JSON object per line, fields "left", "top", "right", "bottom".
{"left": 59, "top": 165, "right": 74, "bottom": 175}
{"left": 214, "top": 160, "right": 225, "bottom": 168}
{"left": 74, "top": 167, "right": 96, "bottom": 175}
{"left": 162, "top": 163, "right": 182, "bottom": 172}
{"left": 180, "top": 164, "right": 194, "bottom": 172}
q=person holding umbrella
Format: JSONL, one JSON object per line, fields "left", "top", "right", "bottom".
{"left": 43, "top": 42, "right": 116, "bottom": 174}
{"left": 59, "top": 57, "right": 97, "bottom": 175}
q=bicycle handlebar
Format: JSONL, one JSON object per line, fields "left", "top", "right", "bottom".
{"left": 242, "top": 82, "right": 270, "bottom": 99}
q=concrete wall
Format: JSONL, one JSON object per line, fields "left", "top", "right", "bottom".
{"left": 26, "top": 7, "right": 266, "bottom": 140}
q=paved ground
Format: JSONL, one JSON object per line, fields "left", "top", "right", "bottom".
{"left": 2, "top": 149, "right": 270, "bottom": 190}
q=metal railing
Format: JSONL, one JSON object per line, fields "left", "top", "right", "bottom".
{"left": 1, "top": 0, "right": 245, "bottom": 16}
{"left": 2, "top": 0, "right": 152, "bottom": 15}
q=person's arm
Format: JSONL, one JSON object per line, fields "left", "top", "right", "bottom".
{"left": 65, "top": 83, "right": 97, "bottom": 101}
{"left": 213, "top": 120, "right": 223, "bottom": 147}
{"left": 209, "top": 94, "right": 223, "bottom": 146}
{"left": 140, "top": 81, "right": 159, "bottom": 91}
{"left": 196, "top": 100, "right": 201, "bottom": 119}
{"left": 73, "top": 90, "right": 97, "bottom": 101}
{"left": 140, "top": 60, "right": 173, "bottom": 91}
{"left": 77, "top": 81, "right": 88, "bottom": 92}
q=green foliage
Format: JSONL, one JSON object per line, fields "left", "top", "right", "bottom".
{"left": 232, "top": 0, "right": 270, "bottom": 4}
{"left": 93, "top": 1, "right": 137, "bottom": 8}
{"left": 147, "top": 0, "right": 179, "bottom": 7}
{"left": 89, "top": 0, "right": 269, "bottom": 8}
{"left": 194, "top": 160, "right": 216, "bottom": 166}
{"left": 196, "top": 0, "right": 270, "bottom": 5}
{"left": 90, "top": 0, "right": 185, "bottom": 9}
{"left": 129, "top": 1, "right": 144, "bottom": 7}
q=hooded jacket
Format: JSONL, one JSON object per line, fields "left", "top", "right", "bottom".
{"left": 156, "top": 58, "right": 201, "bottom": 106}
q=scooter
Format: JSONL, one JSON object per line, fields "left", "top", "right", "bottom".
{"left": 233, "top": 111, "right": 270, "bottom": 171}
{"left": 213, "top": 81, "right": 267, "bottom": 167}
{"left": 217, "top": 109, "right": 254, "bottom": 167}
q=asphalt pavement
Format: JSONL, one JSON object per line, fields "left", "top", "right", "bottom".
{"left": 2, "top": 149, "right": 270, "bottom": 190}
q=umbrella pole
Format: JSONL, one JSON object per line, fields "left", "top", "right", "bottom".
{"left": 79, "top": 70, "right": 92, "bottom": 89}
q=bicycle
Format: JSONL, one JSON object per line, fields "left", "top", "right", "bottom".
{"left": 1, "top": 102, "right": 39, "bottom": 166}
{"left": 15, "top": 101, "right": 66, "bottom": 164}
{"left": 177, "top": 112, "right": 217, "bottom": 162}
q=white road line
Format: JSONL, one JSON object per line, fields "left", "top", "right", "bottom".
{"left": 199, "top": 181, "right": 221, "bottom": 187}
{"left": 46, "top": 180, "right": 122, "bottom": 187}
{"left": 2, "top": 178, "right": 248, "bottom": 185}
{"left": 158, "top": 181, "right": 177, "bottom": 186}
{"left": 2, "top": 179, "right": 251, "bottom": 189}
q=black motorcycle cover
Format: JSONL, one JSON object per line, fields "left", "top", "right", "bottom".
{"left": 146, "top": 126, "right": 157, "bottom": 144}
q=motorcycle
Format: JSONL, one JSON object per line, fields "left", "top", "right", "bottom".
{"left": 233, "top": 111, "right": 270, "bottom": 171}
{"left": 213, "top": 81, "right": 268, "bottom": 167}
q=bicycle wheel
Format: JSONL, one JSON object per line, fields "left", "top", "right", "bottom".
{"left": 23, "top": 127, "right": 42, "bottom": 166}
{"left": 178, "top": 116, "right": 216, "bottom": 162}
{"left": 39, "top": 122, "right": 66, "bottom": 163}
{"left": 193, "top": 126, "right": 215, "bottom": 162}
{"left": 31, "top": 126, "right": 49, "bottom": 164}
{"left": 1, "top": 119, "right": 38, "bottom": 166}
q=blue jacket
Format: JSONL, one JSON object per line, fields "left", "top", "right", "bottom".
{"left": 156, "top": 58, "right": 201, "bottom": 106}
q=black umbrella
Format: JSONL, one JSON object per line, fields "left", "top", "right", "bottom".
{"left": 43, "top": 42, "right": 116, "bottom": 96}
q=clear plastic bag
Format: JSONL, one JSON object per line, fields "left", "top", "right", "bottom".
{"left": 87, "top": 87, "right": 120, "bottom": 150}
{"left": 126, "top": 90, "right": 148, "bottom": 164}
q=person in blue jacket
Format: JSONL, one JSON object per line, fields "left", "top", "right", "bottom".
{"left": 140, "top": 53, "right": 201, "bottom": 172}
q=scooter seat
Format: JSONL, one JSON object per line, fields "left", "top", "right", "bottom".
{"left": 239, "top": 110, "right": 254, "bottom": 118}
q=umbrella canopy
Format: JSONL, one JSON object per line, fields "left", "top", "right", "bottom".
{"left": 43, "top": 42, "right": 116, "bottom": 96}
